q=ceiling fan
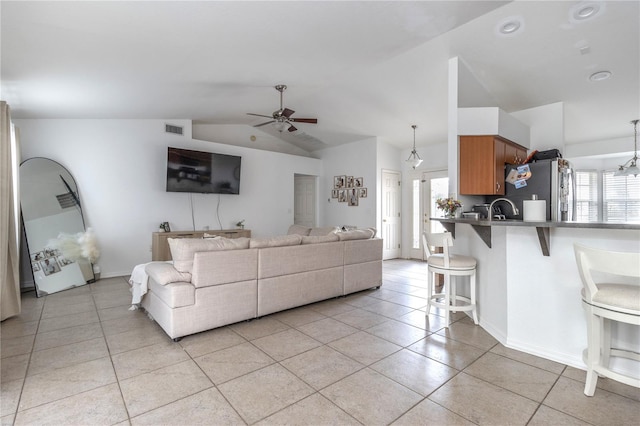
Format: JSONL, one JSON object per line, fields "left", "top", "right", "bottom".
{"left": 247, "top": 85, "right": 317, "bottom": 132}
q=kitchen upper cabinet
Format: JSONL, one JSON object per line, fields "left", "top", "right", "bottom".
{"left": 459, "top": 135, "right": 527, "bottom": 195}
{"left": 504, "top": 142, "right": 527, "bottom": 165}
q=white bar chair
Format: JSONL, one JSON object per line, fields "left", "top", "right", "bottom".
{"left": 423, "top": 232, "right": 478, "bottom": 327}
{"left": 574, "top": 244, "right": 640, "bottom": 396}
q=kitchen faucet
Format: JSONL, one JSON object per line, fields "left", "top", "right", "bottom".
{"left": 488, "top": 198, "right": 520, "bottom": 220}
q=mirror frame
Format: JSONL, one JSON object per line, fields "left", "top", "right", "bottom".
{"left": 20, "top": 157, "right": 95, "bottom": 296}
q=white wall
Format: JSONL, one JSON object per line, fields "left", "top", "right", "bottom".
{"left": 511, "top": 102, "right": 563, "bottom": 153}
{"left": 317, "top": 138, "right": 378, "bottom": 229}
{"left": 376, "top": 140, "right": 402, "bottom": 234}
{"left": 17, "top": 119, "right": 322, "bottom": 278}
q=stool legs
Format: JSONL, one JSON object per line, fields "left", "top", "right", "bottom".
{"left": 426, "top": 269, "right": 477, "bottom": 328}
{"left": 584, "top": 304, "right": 600, "bottom": 396}
{"left": 470, "top": 272, "right": 478, "bottom": 325}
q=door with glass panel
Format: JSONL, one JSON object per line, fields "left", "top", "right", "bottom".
{"left": 409, "top": 170, "right": 448, "bottom": 260}
{"left": 420, "top": 170, "right": 449, "bottom": 256}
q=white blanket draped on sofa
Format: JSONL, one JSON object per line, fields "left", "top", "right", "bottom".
{"left": 129, "top": 261, "right": 171, "bottom": 309}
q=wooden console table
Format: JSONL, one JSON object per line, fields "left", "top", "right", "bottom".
{"left": 151, "top": 229, "right": 251, "bottom": 261}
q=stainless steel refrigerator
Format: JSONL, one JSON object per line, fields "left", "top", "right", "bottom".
{"left": 493, "top": 159, "right": 576, "bottom": 221}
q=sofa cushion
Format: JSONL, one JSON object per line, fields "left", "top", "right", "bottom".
{"left": 301, "top": 234, "right": 340, "bottom": 244}
{"left": 337, "top": 229, "right": 375, "bottom": 241}
{"left": 145, "top": 262, "right": 192, "bottom": 285}
{"left": 250, "top": 234, "right": 302, "bottom": 248}
{"left": 287, "top": 224, "right": 311, "bottom": 236}
{"left": 309, "top": 226, "right": 339, "bottom": 236}
{"left": 168, "top": 237, "right": 250, "bottom": 273}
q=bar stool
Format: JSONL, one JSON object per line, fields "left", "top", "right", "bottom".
{"left": 574, "top": 244, "right": 640, "bottom": 396}
{"left": 423, "top": 232, "right": 478, "bottom": 327}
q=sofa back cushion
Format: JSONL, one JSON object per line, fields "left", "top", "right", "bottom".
{"left": 287, "top": 224, "right": 311, "bottom": 236}
{"left": 344, "top": 238, "right": 383, "bottom": 265}
{"left": 309, "top": 226, "right": 339, "bottom": 236}
{"left": 249, "top": 234, "right": 302, "bottom": 248}
{"left": 192, "top": 248, "right": 258, "bottom": 288}
{"left": 168, "top": 237, "right": 250, "bottom": 273}
{"left": 258, "top": 242, "right": 344, "bottom": 279}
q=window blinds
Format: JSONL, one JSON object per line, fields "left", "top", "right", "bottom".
{"left": 575, "top": 170, "right": 598, "bottom": 222}
{"left": 603, "top": 171, "right": 640, "bottom": 222}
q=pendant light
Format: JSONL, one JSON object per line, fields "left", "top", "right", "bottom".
{"left": 614, "top": 119, "right": 639, "bottom": 177}
{"left": 406, "top": 125, "right": 423, "bottom": 169}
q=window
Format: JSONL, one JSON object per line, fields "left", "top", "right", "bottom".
{"left": 603, "top": 171, "right": 640, "bottom": 222}
{"left": 575, "top": 170, "right": 598, "bottom": 222}
{"left": 575, "top": 169, "right": 640, "bottom": 222}
{"left": 412, "top": 179, "right": 420, "bottom": 249}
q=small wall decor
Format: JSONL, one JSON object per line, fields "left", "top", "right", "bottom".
{"left": 333, "top": 175, "right": 365, "bottom": 206}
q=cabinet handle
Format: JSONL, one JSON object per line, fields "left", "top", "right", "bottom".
{"left": 496, "top": 182, "right": 501, "bottom": 192}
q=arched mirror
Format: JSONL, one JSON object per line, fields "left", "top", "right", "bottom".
{"left": 20, "top": 158, "right": 95, "bottom": 296}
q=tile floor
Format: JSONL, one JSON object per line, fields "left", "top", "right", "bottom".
{"left": 1, "top": 259, "right": 639, "bottom": 425}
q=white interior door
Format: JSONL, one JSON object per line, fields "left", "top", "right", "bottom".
{"left": 382, "top": 170, "right": 401, "bottom": 260}
{"left": 294, "top": 175, "right": 316, "bottom": 227}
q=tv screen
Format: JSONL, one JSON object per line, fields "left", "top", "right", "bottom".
{"left": 166, "top": 147, "right": 241, "bottom": 194}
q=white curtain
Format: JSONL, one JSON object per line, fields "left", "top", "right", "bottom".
{"left": 1, "top": 101, "right": 21, "bottom": 321}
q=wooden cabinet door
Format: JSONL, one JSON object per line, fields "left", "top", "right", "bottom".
{"left": 459, "top": 135, "right": 504, "bottom": 195}
{"left": 494, "top": 138, "right": 506, "bottom": 195}
{"left": 504, "top": 142, "right": 527, "bottom": 165}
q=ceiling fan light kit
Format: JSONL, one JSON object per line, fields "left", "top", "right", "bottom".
{"left": 406, "top": 124, "right": 423, "bottom": 169}
{"left": 614, "top": 119, "right": 639, "bottom": 177}
{"left": 247, "top": 84, "right": 317, "bottom": 133}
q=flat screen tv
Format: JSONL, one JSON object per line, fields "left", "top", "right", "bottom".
{"left": 166, "top": 147, "right": 241, "bottom": 194}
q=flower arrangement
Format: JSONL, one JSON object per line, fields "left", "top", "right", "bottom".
{"left": 236, "top": 219, "right": 245, "bottom": 229}
{"left": 436, "top": 197, "right": 462, "bottom": 216}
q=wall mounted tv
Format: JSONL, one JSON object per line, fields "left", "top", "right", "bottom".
{"left": 166, "top": 147, "right": 241, "bottom": 194}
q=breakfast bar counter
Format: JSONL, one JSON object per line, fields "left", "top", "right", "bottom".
{"left": 433, "top": 218, "right": 640, "bottom": 256}
{"left": 430, "top": 218, "right": 640, "bottom": 372}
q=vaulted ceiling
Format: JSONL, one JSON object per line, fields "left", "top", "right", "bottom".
{"left": 2, "top": 1, "right": 638, "bottom": 154}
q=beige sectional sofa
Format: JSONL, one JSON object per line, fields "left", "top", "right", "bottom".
{"left": 141, "top": 227, "right": 382, "bottom": 340}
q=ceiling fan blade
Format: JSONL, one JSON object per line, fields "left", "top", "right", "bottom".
{"left": 247, "top": 113, "right": 273, "bottom": 118}
{"left": 282, "top": 108, "right": 295, "bottom": 118}
{"left": 289, "top": 118, "right": 317, "bottom": 124}
{"left": 287, "top": 124, "right": 298, "bottom": 132}
{"left": 254, "top": 120, "right": 275, "bottom": 128}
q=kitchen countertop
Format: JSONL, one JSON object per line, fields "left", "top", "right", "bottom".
{"left": 433, "top": 217, "right": 640, "bottom": 230}
{"left": 431, "top": 217, "right": 640, "bottom": 256}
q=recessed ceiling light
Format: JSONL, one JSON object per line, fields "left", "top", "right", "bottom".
{"left": 495, "top": 16, "right": 524, "bottom": 36}
{"left": 501, "top": 21, "right": 520, "bottom": 34}
{"left": 570, "top": 1, "right": 605, "bottom": 22}
{"left": 589, "top": 71, "right": 612, "bottom": 81}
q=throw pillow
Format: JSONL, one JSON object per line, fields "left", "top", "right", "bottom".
{"left": 287, "top": 224, "right": 311, "bottom": 236}
{"left": 249, "top": 234, "right": 302, "bottom": 248}
{"left": 309, "top": 226, "right": 339, "bottom": 236}
{"left": 168, "top": 237, "right": 250, "bottom": 273}
{"left": 301, "top": 234, "right": 340, "bottom": 244}
{"left": 337, "top": 229, "right": 375, "bottom": 241}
